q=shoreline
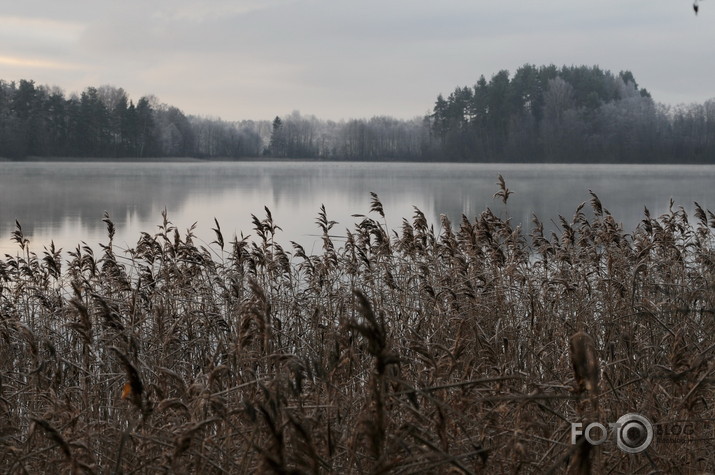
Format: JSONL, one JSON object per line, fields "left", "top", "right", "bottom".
{"left": 1, "top": 156, "right": 714, "bottom": 166}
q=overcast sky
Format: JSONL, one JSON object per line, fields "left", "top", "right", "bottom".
{"left": 1, "top": 1, "right": 712, "bottom": 121}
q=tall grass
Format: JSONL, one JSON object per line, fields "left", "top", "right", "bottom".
{"left": 1, "top": 184, "right": 715, "bottom": 473}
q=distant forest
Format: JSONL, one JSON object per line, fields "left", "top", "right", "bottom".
{"left": 1, "top": 64, "right": 714, "bottom": 162}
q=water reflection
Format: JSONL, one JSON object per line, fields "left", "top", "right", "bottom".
{"left": 1, "top": 161, "right": 714, "bottom": 256}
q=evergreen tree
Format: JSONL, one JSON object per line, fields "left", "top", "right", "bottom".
{"left": 270, "top": 116, "right": 285, "bottom": 157}
{"left": 135, "top": 97, "right": 155, "bottom": 157}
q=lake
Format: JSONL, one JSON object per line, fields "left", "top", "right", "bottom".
{"left": 1, "top": 161, "right": 714, "bottom": 257}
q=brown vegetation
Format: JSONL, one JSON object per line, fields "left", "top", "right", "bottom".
{"left": 2, "top": 187, "right": 715, "bottom": 473}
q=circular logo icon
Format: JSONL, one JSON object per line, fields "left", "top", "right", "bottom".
{"left": 615, "top": 413, "right": 653, "bottom": 453}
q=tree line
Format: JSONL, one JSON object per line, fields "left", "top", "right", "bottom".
{"left": 428, "top": 64, "right": 715, "bottom": 163}
{"left": 267, "top": 111, "right": 427, "bottom": 160}
{"left": 0, "top": 80, "right": 266, "bottom": 159}
{"left": 2, "top": 65, "right": 715, "bottom": 162}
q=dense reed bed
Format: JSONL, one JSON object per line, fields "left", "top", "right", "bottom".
{"left": 2, "top": 182, "right": 715, "bottom": 473}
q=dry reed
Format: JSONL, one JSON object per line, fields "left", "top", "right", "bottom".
{"left": 1, "top": 183, "right": 715, "bottom": 473}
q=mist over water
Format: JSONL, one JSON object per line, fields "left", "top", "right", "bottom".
{"left": 1, "top": 161, "right": 714, "bottom": 256}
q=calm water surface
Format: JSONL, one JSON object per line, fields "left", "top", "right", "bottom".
{"left": 1, "top": 161, "right": 714, "bottom": 256}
